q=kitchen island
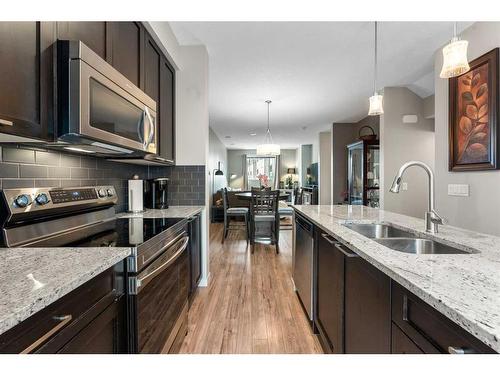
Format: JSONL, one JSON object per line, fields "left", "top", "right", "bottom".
{"left": 292, "top": 205, "right": 500, "bottom": 353}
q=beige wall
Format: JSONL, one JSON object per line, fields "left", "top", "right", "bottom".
{"left": 434, "top": 22, "right": 500, "bottom": 235}
{"left": 380, "top": 87, "right": 435, "bottom": 218}
{"left": 331, "top": 116, "right": 380, "bottom": 204}
{"left": 319, "top": 131, "right": 332, "bottom": 204}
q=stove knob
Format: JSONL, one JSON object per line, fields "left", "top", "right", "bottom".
{"left": 14, "top": 194, "right": 31, "bottom": 208}
{"left": 98, "top": 189, "right": 107, "bottom": 198}
{"left": 106, "top": 189, "right": 114, "bottom": 197}
{"left": 35, "top": 193, "right": 50, "bottom": 205}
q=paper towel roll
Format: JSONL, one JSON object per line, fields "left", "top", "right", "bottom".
{"left": 128, "top": 176, "right": 144, "bottom": 212}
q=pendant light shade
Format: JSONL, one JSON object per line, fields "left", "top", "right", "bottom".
{"left": 257, "top": 100, "right": 280, "bottom": 156}
{"left": 368, "top": 93, "right": 384, "bottom": 116}
{"left": 368, "top": 21, "right": 383, "bottom": 116}
{"left": 440, "top": 24, "right": 470, "bottom": 79}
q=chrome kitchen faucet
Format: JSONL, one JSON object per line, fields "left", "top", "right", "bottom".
{"left": 389, "top": 161, "right": 445, "bottom": 234}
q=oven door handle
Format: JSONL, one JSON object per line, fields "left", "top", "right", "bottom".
{"left": 137, "top": 236, "right": 189, "bottom": 292}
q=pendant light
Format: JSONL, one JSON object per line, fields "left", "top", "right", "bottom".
{"left": 440, "top": 22, "right": 470, "bottom": 79}
{"left": 368, "top": 21, "right": 384, "bottom": 116}
{"left": 256, "top": 100, "right": 280, "bottom": 156}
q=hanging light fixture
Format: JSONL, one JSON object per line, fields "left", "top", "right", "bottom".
{"left": 368, "top": 21, "right": 384, "bottom": 116}
{"left": 256, "top": 100, "right": 280, "bottom": 156}
{"left": 440, "top": 22, "right": 470, "bottom": 79}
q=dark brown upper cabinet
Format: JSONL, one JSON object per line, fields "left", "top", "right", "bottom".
{"left": 0, "top": 22, "right": 55, "bottom": 141}
{"left": 143, "top": 33, "right": 161, "bottom": 103}
{"left": 56, "top": 22, "right": 109, "bottom": 60}
{"left": 159, "top": 56, "right": 175, "bottom": 163}
{"left": 108, "top": 22, "right": 143, "bottom": 87}
{"left": 143, "top": 33, "right": 176, "bottom": 164}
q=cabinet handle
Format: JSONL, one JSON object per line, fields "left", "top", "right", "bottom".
{"left": 334, "top": 243, "right": 359, "bottom": 258}
{"left": 0, "top": 118, "right": 13, "bottom": 126}
{"left": 402, "top": 294, "right": 409, "bottom": 321}
{"left": 21, "top": 314, "right": 72, "bottom": 354}
{"left": 321, "top": 232, "right": 336, "bottom": 245}
{"left": 448, "top": 346, "right": 475, "bottom": 354}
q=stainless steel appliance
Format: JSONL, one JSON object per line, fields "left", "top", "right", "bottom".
{"left": 144, "top": 178, "right": 169, "bottom": 209}
{"left": 55, "top": 40, "right": 157, "bottom": 156}
{"left": 293, "top": 212, "right": 315, "bottom": 324}
{"left": 0, "top": 186, "right": 189, "bottom": 354}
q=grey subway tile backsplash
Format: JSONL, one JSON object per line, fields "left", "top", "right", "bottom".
{"left": 2, "top": 148, "right": 35, "bottom": 164}
{"left": 19, "top": 164, "right": 48, "bottom": 178}
{"left": 2, "top": 179, "right": 35, "bottom": 189}
{"left": 0, "top": 162, "right": 18, "bottom": 178}
{"left": 35, "top": 150, "right": 61, "bottom": 166}
{"left": 0, "top": 146, "right": 205, "bottom": 212}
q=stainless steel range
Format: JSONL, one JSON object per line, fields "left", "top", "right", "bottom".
{"left": 0, "top": 186, "right": 189, "bottom": 354}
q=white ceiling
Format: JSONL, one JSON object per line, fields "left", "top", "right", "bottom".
{"left": 170, "top": 22, "right": 472, "bottom": 149}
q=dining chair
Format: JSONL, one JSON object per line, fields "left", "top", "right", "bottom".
{"left": 294, "top": 187, "right": 304, "bottom": 204}
{"left": 222, "top": 188, "right": 249, "bottom": 244}
{"left": 249, "top": 189, "right": 280, "bottom": 254}
{"left": 278, "top": 200, "right": 294, "bottom": 230}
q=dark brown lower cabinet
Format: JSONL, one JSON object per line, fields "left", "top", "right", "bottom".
{"left": 315, "top": 229, "right": 345, "bottom": 353}
{"left": 391, "top": 323, "right": 423, "bottom": 354}
{"left": 391, "top": 282, "right": 496, "bottom": 354}
{"left": 0, "top": 262, "right": 127, "bottom": 354}
{"left": 344, "top": 253, "right": 391, "bottom": 354}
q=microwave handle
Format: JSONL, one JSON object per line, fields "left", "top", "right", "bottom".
{"left": 144, "top": 107, "right": 155, "bottom": 148}
{"left": 137, "top": 114, "right": 145, "bottom": 147}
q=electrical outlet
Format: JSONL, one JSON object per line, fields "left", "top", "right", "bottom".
{"left": 448, "top": 184, "right": 469, "bottom": 197}
{"left": 402, "top": 182, "right": 408, "bottom": 191}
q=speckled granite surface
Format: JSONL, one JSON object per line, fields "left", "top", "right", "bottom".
{"left": 117, "top": 206, "right": 204, "bottom": 219}
{"left": 0, "top": 246, "right": 131, "bottom": 336}
{"left": 293, "top": 204, "right": 500, "bottom": 352}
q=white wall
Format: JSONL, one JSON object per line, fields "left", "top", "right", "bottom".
{"left": 380, "top": 87, "right": 435, "bottom": 218}
{"left": 175, "top": 45, "right": 209, "bottom": 166}
{"left": 434, "top": 22, "right": 500, "bottom": 235}
{"left": 319, "top": 131, "right": 332, "bottom": 204}
{"left": 208, "top": 128, "right": 228, "bottom": 204}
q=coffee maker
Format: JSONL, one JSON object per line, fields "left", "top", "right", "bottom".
{"left": 144, "top": 178, "right": 169, "bottom": 209}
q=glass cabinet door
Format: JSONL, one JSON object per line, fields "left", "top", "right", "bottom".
{"left": 348, "top": 143, "right": 363, "bottom": 205}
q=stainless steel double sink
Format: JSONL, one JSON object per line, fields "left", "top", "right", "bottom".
{"left": 342, "top": 223, "right": 477, "bottom": 255}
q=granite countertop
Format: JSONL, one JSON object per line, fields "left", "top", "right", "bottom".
{"left": 293, "top": 204, "right": 500, "bottom": 352}
{"left": 0, "top": 246, "right": 131, "bottom": 336}
{"left": 117, "top": 205, "right": 204, "bottom": 219}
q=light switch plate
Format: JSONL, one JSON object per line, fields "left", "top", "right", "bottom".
{"left": 448, "top": 184, "right": 469, "bottom": 197}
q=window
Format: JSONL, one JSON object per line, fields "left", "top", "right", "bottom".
{"left": 246, "top": 156, "right": 276, "bottom": 190}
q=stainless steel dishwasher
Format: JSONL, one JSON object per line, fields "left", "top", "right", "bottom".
{"left": 293, "top": 213, "right": 315, "bottom": 323}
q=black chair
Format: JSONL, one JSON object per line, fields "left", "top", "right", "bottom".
{"left": 222, "top": 188, "right": 249, "bottom": 244}
{"left": 249, "top": 189, "right": 280, "bottom": 254}
{"left": 294, "top": 187, "right": 304, "bottom": 204}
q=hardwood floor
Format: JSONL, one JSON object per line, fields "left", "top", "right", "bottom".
{"left": 179, "top": 222, "right": 322, "bottom": 354}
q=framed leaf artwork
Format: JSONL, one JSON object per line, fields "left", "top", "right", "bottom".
{"left": 449, "top": 48, "right": 500, "bottom": 171}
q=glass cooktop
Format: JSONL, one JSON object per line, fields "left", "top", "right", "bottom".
{"left": 65, "top": 217, "right": 186, "bottom": 248}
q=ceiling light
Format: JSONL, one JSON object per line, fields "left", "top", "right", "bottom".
{"left": 368, "top": 21, "right": 384, "bottom": 116}
{"left": 250, "top": 132, "right": 257, "bottom": 136}
{"left": 257, "top": 100, "right": 280, "bottom": 156}
{"left": 224, "top": 135, "right": 232, "bottom": 139}
{"left": 440, "top": 22, "right": 470, "bottom": 79}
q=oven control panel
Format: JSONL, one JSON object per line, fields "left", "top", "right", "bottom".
{"left": 0, "top": 186, "right": 118, "bottom": 217}
{"left": 50, "top": 188, "right": 98, "bottom": 204}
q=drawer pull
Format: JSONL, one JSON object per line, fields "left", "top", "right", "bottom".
{"left": 448, "top": 346, "right": 475, "bottom": 354}
{"left": 21, "top": 314, "right": 72, "bottom": 354}
{"left": 321, "top": 232, "right": 336, "bottom": 245}
{"left": 334, "top": 243, "right": 360, "bottom": 258}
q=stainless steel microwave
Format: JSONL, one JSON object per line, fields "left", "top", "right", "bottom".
{"left": 56, "top": 40, "right": 157, "bottom": 155}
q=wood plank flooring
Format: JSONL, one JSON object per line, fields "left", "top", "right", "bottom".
{"left": 179, "top": 222, "right": 322, "bottom": 354}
